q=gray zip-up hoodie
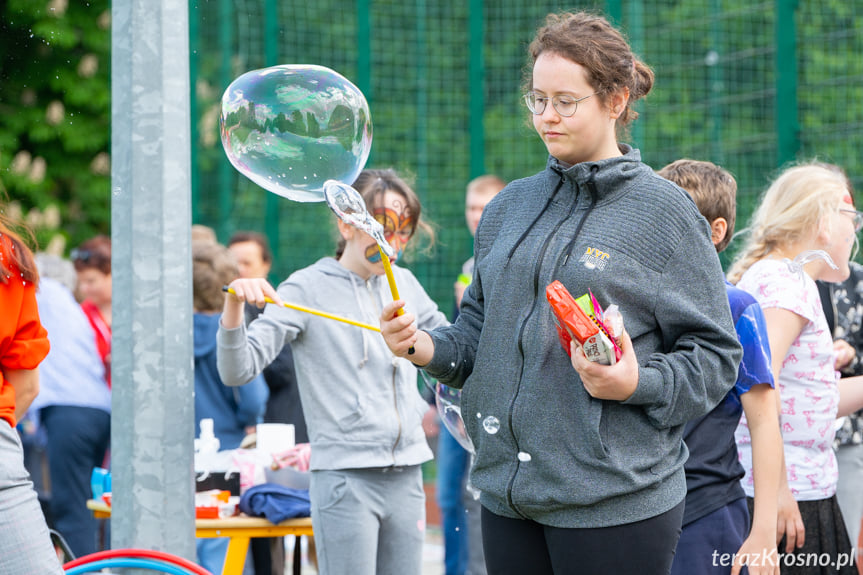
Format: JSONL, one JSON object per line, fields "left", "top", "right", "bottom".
{"left": 424, "top": 146, "right": 742, "bottom": 529}
{"left": 218, "top": 257, "right": 448, "bottom": 471}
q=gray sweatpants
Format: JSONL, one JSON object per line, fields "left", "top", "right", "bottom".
{"left": 0, "top": 421, "right": 64, "bottom": 574}
{"left": 310, "top": 465, "right": 425, "bottom": 575}
{"left": 836, "top": 442, "right": 863, "bottom": 550}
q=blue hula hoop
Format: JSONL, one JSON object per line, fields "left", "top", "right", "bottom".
{"left": 64, "top": 557, "right": 197, "bottom": 575}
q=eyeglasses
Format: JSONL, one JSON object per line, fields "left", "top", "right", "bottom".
{"left": 840, "top": 208, "right": 863, "bottom": 232}
{"left": 523, "top": 91, "right": 598, "bottom": 117}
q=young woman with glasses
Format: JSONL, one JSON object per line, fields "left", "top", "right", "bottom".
{"left": 380, "top": 11, "right": 742, "bottom": 575}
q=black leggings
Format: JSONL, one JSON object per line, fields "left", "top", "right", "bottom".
{"left": 481, "top": 501, "right": 684, "bottom": 575}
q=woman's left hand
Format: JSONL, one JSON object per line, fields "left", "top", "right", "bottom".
{"left": 570, "top": 328, "right": 639, "bottom": 401}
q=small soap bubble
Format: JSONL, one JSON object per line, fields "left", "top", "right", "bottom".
{"left": 220, "top": 64, "right": 372, "bottom": 203}
{"left": 517, "top": 452, "right": 532, "bottom": 462}
{"left": 482, "top": 416, "right": 500, "bottom": 435}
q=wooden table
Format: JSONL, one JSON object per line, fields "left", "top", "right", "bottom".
{"left": 86, "top": 499, "right": 313, "bottom": 575}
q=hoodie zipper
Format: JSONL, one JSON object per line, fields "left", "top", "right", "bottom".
{"left": 553, "top": 165, "right": 600, "bottom": 277}
{"left": 390, "top": 358, "right": 402, "bottom": 462}
{"left": 505, "top": 177, "right": 580, "bottom": 516}
{"left": 367, "top": 278, "right": 403, "bottom": 463}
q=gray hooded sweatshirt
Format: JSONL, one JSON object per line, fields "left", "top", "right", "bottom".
{"left": 218, "top": 257, "right": 448, "bottom": 471}
{"left": 424, "top": 146, "right": 742, "bottom": 529}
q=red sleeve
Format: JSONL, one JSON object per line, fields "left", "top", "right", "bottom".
{"left": 2, "top": 280, "right": 50, "bottom": 370}
{"left": 0, "top": 274, "right": 50, "bottom": 427}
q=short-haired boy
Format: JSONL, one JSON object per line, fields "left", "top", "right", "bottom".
{"left": 659, "top": 159, "right": 782, "bottom": 575}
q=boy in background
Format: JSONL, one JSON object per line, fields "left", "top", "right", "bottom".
{"left": 438, "top": 174, "right": 505, "bottom": 575}
{"left": 193, "top": 240, "right": 268, "bottom": 574}
{"left": 659, "top": 159, "right": 782, "bottom": 575}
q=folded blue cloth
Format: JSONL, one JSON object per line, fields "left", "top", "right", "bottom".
{"left": 239, "top": 483, "right": 311, "bottom": 523}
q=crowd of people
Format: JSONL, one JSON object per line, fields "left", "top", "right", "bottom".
{"left": 3, "top": 8, "right": 863, "bottom": 575}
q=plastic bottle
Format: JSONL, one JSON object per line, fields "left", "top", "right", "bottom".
{"left": 195, "top": 418, "right": 221, "bottom": 480}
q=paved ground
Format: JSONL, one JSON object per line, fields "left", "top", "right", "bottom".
{"left": 284, "top": 526, "right": 444, "bottom": 574}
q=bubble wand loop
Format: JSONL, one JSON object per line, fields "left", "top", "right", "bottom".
{"left": 324, "top": 180, "right": 415, "bottom": 354}
{"left": 221, "top": 287, "right": 380, "bottom": 332}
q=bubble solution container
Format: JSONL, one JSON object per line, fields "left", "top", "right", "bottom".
{"left": 91, "top": 467, "right": 110, "bottom": 501}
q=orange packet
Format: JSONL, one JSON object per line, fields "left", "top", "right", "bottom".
{"left": 546, "top": 280, "right": 617, "bottom": 365}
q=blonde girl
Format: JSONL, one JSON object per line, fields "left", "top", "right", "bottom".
{"left": 729, "top": 162, "right": 863, "bottom": 575}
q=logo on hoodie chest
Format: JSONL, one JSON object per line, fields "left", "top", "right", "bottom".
{"left": 579, "top": 246, "right": 610, "bottom": 270}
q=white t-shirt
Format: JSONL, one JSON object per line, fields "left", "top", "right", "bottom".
{"left": 734, "top": 258, "right": 839, "bottom": 501}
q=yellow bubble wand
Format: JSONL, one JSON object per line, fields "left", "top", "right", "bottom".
{"left": 222, "top": 286, "right": 380, "bottom": 332}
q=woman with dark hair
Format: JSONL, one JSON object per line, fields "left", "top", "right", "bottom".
{"left": 72, "top": 235, "right": 112, "bottom": 385}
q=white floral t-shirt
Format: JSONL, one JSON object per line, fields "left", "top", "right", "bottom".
{"left": 734, "top": 258, "right": 839, "bottom": 501}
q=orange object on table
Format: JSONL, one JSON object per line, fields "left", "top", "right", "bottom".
{"left": 195, "top": 506, "right": 219, "bottom": 519}
{"left": 86, "top": 499, "right": 313, "bottom": 575}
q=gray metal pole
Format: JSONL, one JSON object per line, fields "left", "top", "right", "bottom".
{"left": 110, "top": 0, "right": 196, "bottom": 557}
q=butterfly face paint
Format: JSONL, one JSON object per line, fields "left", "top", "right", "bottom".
{"left": 365, "top": 199, "right": 414, "bottom": 263}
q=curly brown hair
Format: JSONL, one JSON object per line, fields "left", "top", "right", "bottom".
{"left": 524, "top": 11, "right": 654, "bottom": 135}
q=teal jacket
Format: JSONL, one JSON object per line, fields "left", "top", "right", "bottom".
{"left": 425, "top": 146, "right": 742, "bottom": 528}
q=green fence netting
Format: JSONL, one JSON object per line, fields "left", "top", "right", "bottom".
{"left": 190, "top": 0, "right": 863, "bottom": 312}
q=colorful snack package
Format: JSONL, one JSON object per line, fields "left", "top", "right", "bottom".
{"left": 546, "top": 280, "right": 620, "bottom": 365}
{"left": 575, "top": 291, "right": 623, "bottom": 360}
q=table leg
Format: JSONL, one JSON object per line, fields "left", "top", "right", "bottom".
{"left": 293, "top": 535, "right": 302, "bottom": 575}
{"left": 222, "top": 535, "right": 251, "bottom": 575}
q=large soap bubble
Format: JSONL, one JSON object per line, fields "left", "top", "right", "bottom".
{"left": 418, "top": 371, "right": 474, "bottom": 453}
{"left": 434, "top": 382, "right": 475, "bottom": 454}
{"left": 220, "top": 64, "right": 372, "bottom": 202}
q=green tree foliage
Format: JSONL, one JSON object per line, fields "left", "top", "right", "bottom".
{"left": 0, "top": 0, "right": 110, "bottom": 252}
{"left": 2, "top": 0, "right": 862, "bottom": 288}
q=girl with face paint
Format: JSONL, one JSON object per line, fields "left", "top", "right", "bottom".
{"left": 334, "top": 171, "right": 425, "bottom": 277}
{"left": 218, "top": 169, "right": 448, "bottom": 575}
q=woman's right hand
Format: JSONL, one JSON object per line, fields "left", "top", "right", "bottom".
{"left": 380, "top": 300, "right": 417, "bottom": 357}
{"left": 380, "top": 300, "right": 434, "bottom": 365}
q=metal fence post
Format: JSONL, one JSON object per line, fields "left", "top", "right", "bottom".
{"left": 111, "top": 0, "right": 196, "bottom": 557}
{"left": 776, "top": 0, "right": 800, "bottom": 166}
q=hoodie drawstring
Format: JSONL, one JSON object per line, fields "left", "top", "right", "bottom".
{"left": 507, "top": 178, "right": 566, "bottom": 262}
{"left": 562, "top": 165, "right": 600, "bottom": 266}
{"left": 348, "top": 276, "right": 369, "bottom": 368}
